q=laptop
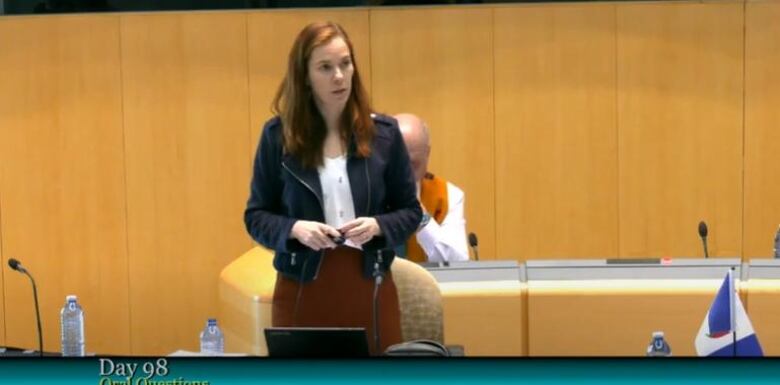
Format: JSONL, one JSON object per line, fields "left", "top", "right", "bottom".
{"left": 264, "top": 327, "right": 370, "bottom": 357}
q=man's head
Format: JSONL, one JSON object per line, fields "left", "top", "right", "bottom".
{"left": 395, "top": 113, "right": 430, "bottom": 183}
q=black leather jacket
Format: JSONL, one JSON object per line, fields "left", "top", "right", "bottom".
{"left": 244, "top": 114, "right": 422, "bottom": 282}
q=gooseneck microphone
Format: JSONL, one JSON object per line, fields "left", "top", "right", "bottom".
{"left": 698, "top": 221, "right": 709, "bottom": 259}
{"left": 8, "top": 258, "right": 44, "bottom": 357}
{"left": 468, "top": 233, "right": 480, "bottom": 261}
{"left": 371, "top": 251, "right": 385, "bottom": 355}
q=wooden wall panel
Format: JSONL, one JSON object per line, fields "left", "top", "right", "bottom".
{"left": 494, "top": 4, "right": 618, "bottom": 260}
{"left": 370, "top": 7, "right": 495, "bottom": 259}
{"left": 0, "top": 15, "right": 129, "bottom": 354}
{"left": 121, "top": 13, "right": 252, "bottom": 355}
{"left": 0, "top": 212, "right": 4, "bottom": 347}
{"left": 247, "top": 10, "right": 371, "bottom": 146}
{"left": 744, "top": 0, "right": 780, "bottom": 259}
{"left": 617, "top": 1, "right": 744, "bottom": 258}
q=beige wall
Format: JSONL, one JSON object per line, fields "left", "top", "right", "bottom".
{"left": 1, "top": 0, "right": 779, "bottom": 355}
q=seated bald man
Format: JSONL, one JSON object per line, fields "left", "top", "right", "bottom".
{"left": 394, "top": 113, "right": 469, "bottom": 263}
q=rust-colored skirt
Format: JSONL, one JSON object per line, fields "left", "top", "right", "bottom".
{"left": 272, "top": 246, "right": 402, "bottom": 355}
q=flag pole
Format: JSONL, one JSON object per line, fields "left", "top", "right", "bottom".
{"left": 730, "top": 267, "right": 737, "bottom": 357}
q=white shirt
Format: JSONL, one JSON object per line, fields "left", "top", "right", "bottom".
{"left": 318, "top": 155, "right": 360, "bottom": 249}
{"left": 416, "top": 181, "right": 470, "bottom": 263}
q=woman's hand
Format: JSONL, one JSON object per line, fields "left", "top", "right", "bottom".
{"left": 339, "top": 217, "right": 382, "bottom": 246}
{"left": 290, "top": 220, "right": 341, "bottom": 251}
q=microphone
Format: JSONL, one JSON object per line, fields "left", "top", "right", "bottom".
{"left": 7, "top": 258, "right": 44, "bottom": 357}
{"left": 371, "top": 251, "right": 385, "bottom": 355}
{"left": 468, "top": 232, "right": 480, "bottom": 261}
{"left": 698, "top": 221, "right": 709, "bottom": 259}
{"left": 9, "top": 258, "right": 27, "bottom": 273}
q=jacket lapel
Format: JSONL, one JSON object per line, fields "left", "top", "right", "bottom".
{"left": 281, "top": 136, "right": 368, "bottom": 218}
{"left": 282, "top": 153, "right": 323, "bottom": 206}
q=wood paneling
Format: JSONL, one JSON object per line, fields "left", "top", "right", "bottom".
{"left": 528, "top": 280, "right": 720, "bottom": 356}
{"left": 0, "top": 15, "right": 129, "bottom": 354}
{"left": 494, "top": 4, "right": 618, "bottom": 260}
{"left": 744, "top": 0, "right": 780, "bottom": 259}
{"left": 3, "top": 1, "right": 780, "bottom": 356}
{"left": 370, "top": 7, "right": 495, "bottom": 259}
{"left": 745, "top": 280, "right": 780, "bottom": 356}
{"left": 121, "top": 13, "right": 252, "bottom": 355}
{"left": 617, "top": 1, "right": 744, "bottom": 257}
{"left": 0, "top": 214, "right": 4, "bottom": 347}
{"left": 247, "top": 10, "right": 371, "bottom": 146}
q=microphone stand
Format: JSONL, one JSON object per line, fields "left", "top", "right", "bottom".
{"left": 16, "top": 266, "right": 43, "bottom": 357}
{"left": 291, "top": 258, "right": 311, "bottom": 327}
{"left": 371, "top": 251, "right": 385, "bottom": 355}
{"left": 29, "top": 273, "right": 44, "bottom": 357}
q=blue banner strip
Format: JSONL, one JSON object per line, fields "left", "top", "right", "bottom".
{"left": 0, "top": 357, "right": 777, "bottom": 385}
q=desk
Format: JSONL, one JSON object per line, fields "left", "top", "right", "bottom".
{"left": 428, "top": 261, "right": 526, "bottom": 356}
{"left": 219, "top": 252, "right": 780, "bottom": 357}
{"left": 743, "top": 260, "right": 780, "bottom": 356}
{"left": 527, "top": 279, "right": 728, "bottom": 356}
{"left": 438, "top": 281, "right": 525, "bottom": 356}
{"left": 526, "top": 259, "right": 742, "bottom": 356}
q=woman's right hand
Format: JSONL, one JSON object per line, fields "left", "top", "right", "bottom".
{"left": 290, "top": 220, "right": 341, "bottom": 251}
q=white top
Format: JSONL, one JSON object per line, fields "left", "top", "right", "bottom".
{"left": 416, "top": 181, "right": 470, "bottom": 263}
{"left": 317, "top": 155, "right": 360, "bottom": 249}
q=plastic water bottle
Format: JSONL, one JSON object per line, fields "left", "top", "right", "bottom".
{"left": 646, "top": 331, "right": 672, "bottom": 357}
{"left": 199, "top": 318, "right": 224, "bottom": 355}
{"left": 773, "top": 226, "right": 780, "bottom": 258}
{"left": 60, "top": 295, "right": 85, "bottom": 356}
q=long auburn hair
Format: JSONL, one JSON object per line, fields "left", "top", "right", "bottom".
{"left": 273, "top": 21, "right": 374, "bottom": 169}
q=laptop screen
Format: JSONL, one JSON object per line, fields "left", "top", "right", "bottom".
{"left": 264, "top": 327, "right": 370, "bottom": 357}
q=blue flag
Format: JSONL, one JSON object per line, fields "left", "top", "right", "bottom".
{"left": 695, "top": 270, "right": 763, "bottom": 356}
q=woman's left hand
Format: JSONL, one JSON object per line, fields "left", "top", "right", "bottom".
{"left": 339, "top": 217, "right": 382, "bottom": 246}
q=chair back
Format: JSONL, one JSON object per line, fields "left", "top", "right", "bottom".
{"left": 390, "top": 257, "right": 444, "bottom": 343}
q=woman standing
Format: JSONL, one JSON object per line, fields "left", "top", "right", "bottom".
{"left": 244, "top": 22, "right": 422, "bottom": 354}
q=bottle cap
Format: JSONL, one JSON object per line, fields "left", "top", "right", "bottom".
{"left": 66, "top": 295, "right": 77, "bottom": 302}
{"left": 652, "top": 331, "right": 664, "bottom": 338}
{"left": 207, "top": 318, "right": 217, "bottom": 325}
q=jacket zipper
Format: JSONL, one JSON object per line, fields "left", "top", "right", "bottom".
{"left": 282, "top": 161, "right": 326, "bottom": 279}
